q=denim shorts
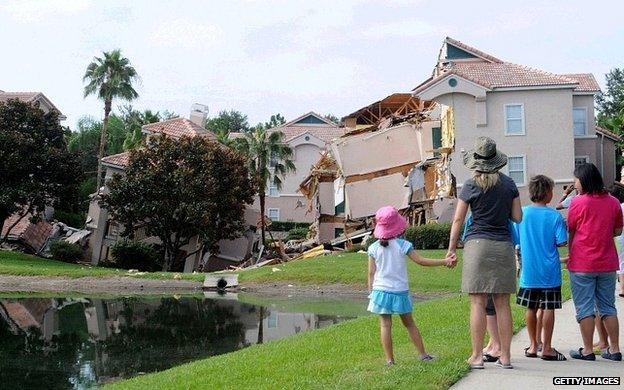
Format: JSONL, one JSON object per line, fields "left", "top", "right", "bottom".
{"left": 569, "top": 271, "right": 617, "bottom": 322}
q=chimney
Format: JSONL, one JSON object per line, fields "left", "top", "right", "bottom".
{"left": 189, "top": 103, "right": 209, "bottom": 128}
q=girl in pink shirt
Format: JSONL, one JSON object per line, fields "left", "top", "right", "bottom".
{"left": 567, "top": 163, "right": 622, "bottom": 362}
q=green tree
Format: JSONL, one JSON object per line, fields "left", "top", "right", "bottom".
{"left": 83, "top": 49, "right": 139, "bottom": 191}
{"left": 597, "top": 68, "right": 624, "bottom": 117}
{"left": 324, "top": 113, "right": 340, "bottom": 124}
{"left": 233, "top": 125, "right": 295, "bottom": 244}
{"left": 264, "top": 113, "right": 286, "bottom": 128}
{"left": 0, "top": 100, "right": 80, "bottom": 242}
{"left": 119, "top": 105, "right": 162, "bottom": 150}
{"left": 206, "top": 110, "right": 250, "bottom": 137}
{"left": 101, "top": 136, "right": 256, "bottom": 271}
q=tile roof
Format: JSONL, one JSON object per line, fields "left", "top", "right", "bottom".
{"left": 270, "top": 126, "right": 346, "bottom": 143}
{"left": 102, "top": 151, "right": 131, "bottom": 168}
{"left": 562, "top": 73, "right": 601, "bottom": 92}
{"left": 445, "top": 37, "right": 503, "bottom": 63}
{"left": 596, "top": 126, "right": 621, "bottom": 142}
{"left": 0, "top": 92, "right": 40, "bottom": 103}
{"left": 142, "top": 118, "right": 217, "bottom": 141}
{"left": 1, "top": 213, "right": 52, "bottom": 253}
{"left": 414, "top": 38, "right": 599, "bottom": 95}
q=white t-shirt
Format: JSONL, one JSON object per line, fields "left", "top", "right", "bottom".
{"left": 367, "top": 239, "right": 414, "bottom": 292}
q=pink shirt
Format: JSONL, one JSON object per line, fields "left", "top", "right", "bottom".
{"left": 567, "top": 193, "right": 623, "bottom": 272}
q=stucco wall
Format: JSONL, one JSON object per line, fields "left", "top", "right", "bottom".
{"left": 435, "top": 89, "right": 576, "bottom": 204}
{"left": 280, "top": 143, "right": 322, "bottom": 194}
{"left": 260, "top": 195, "right": 315, "bottom": 223}
{"left": 574, "top": 138, "right": 597, "bottom": 165}
{"left": 598, "top": 135, "right": 618, "bottom": 186}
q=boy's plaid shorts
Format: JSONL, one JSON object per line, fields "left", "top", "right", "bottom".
{"left": 516, "top": 286, "right": 562, "bottom": 310}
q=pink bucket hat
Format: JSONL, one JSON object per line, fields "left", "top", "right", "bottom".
{"left": 373, "top": 206, "right": 408, "bottom": 240}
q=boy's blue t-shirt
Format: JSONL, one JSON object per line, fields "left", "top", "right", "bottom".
{"left": 516, "top": 205, "right": 568, "bottom": 288}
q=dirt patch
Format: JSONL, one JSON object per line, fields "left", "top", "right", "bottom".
{"left": 0, "top": 275, "right": 202, "bottom": 295}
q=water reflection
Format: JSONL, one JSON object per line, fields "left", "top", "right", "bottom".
{"left": 0, "top": 296, "right": 356, "bottom": 389}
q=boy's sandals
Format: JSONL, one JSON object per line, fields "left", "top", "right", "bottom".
{"left": 467, "top": 358, "right": 484, "bottom": 369}
{"left": 385, "top": 360, "right": 395, "bottom": 367}
{"left": 524, "top": 347, "right": 538, "bottom": 358}
{"left": 420, "top": 354, "right": 435, "bottom": 362}
{"left": 494, "top": 359, "right": 514, "bottom": 369}
{"left": 541, "top": 349, "right": 567, "bottom": 361}
{"left": 483, "top": 353, "right": 500, "bottom": 363}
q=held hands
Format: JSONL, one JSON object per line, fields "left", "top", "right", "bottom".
{"left": 444, "top": 251, "right": 457, "bottom": 268}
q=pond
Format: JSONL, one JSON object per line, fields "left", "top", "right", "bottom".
{"left": 0, "top": 293, "right": 368, "bottom": 389}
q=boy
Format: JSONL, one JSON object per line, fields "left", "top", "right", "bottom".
{"left": 516, "top": 175, "right": 568, "bottom": 361}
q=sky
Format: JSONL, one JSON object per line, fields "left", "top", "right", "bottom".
{"left": 1, "top": 0, "right": 623, "bottom": 129}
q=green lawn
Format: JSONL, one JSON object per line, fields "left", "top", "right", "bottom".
{"left": 0, "top": 250, "right": 204, "bottom": 282}
{"left": 107, "top": 295, "right": 528, "bottom": 390}
{"left": 239, "top": 250, "right": 462, "bottom": 293}
{"left": 109, "top": 249, "right": 573, "bottom": 389}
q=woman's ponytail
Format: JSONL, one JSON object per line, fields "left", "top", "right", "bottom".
{"left": 380, "top": 239, "right": 389, "bottom": 247}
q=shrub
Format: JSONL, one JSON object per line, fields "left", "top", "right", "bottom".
{"left": 363, "top": 235, "right": 377, "bottom": 251}
{"left": 269, "top": 221, "right": 311, "bottom": 232}
{"left": 50, "top": 241, "right": 83, "bottom": 263}
{"left": 345, "top": 243, "right": 364, "bottom": 253}
{"left": 405, "top": 223, "right": 451, "bottom": 250}
{"left": 110, "top": 240, "right": 162, "bottom": 271}
{"left": 286, "top": 227, "right": 309, "bottom": 241}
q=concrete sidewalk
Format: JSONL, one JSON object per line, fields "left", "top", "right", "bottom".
{"left": 452, "top": 291, "right": 624, "bottom": 390}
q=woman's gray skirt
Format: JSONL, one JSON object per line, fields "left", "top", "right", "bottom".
{"left": 462, "top": 238, "right": 516, "bottom": 294}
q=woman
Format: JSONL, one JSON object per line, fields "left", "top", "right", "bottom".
{"left": 447, "top": 137, "right": 522, "bottom": 369}
{"left": 567, "top": 163, "right": 622, "bottom": 361}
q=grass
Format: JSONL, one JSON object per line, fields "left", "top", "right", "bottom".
{"left": 0, "top": 250, "right": 205, "bottom": 282}
{"left": 107, "top": 295, "right": 528, "bottom": 390}
{"left": 239, "top": 250, "right": 462, "bottom": 293}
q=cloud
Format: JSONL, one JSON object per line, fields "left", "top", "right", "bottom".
{"left": 2, "top": 0, "right": 92, "bottom": 23}
{"left": 360, "top": 19, "right": 443, "bottom": 39}
{"left": 149, "top": 19, "right": 222, "bottom": 49}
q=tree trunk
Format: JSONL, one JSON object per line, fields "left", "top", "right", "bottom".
{"left": 95, "top": 100, "right": 112, "bottom": 192}
{"left": 257, "top": 306, "right": 264, "bottom": 344}
{"left": 163, "top": 247, "right": 176, "bottom": 272}
{"left": 259, "top": 193, "right": 266, "bottom": 245}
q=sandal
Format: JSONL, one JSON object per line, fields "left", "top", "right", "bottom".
{"left": 541, "top": 349, "right": 567, "bottom": 361}
{"left": 524, "top": 347, "right": 538, "bottom": 358}
{"left": 483, "top": 353, "right": 500, "bottom": 363}
{"left": 495, "top": 359, "right": 514, "bottom": 369}
{"left": 469, "top": 363, "right": 484, "bottom": 369}
{"left": 421, "top": 354, "right": 435, "bottom": 361}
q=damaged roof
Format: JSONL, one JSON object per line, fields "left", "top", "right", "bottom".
{"left": 1, "top": 213, "right": 52, "bottom": 253}
{"left": 142, "top": 117, "right": 217, "bottom": 140}
{"left": 413, "top": 37, "right": 601, "bottom": 94}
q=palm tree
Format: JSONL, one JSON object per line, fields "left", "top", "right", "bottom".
{"left": 83, "top": 50, "right": 139, "bottom": 191}
{"left": 234, "top": 125, "right": 295, "bottom": 244}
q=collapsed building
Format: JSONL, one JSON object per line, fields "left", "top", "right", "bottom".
{"left": 300, "top": 93, "right": 457, "bottom": 245}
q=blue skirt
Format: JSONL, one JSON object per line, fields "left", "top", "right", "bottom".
{"left": 367, "top": 289, "right": 413, "bottom": 315}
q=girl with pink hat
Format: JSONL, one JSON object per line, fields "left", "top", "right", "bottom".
{"left": 367, "top": 206, "right": 457, "bottom": 366}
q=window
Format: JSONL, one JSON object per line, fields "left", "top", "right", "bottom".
{"left": 575, "top": 156, "right": 589, "bottom": 168}
{"left": 334, "top": 228, "right": 344, "bottom": 238}
{"left": 432, "top": 127, "right": 442, "bottom": 156}
{"left": 573, "top": 108, "right": 587, "bottom": 136}
{"left": 508, "top": 156, "right": 526, "bottom": 185}
{"left": 268, "top": 184, "right": 279, "bottom": 197}
{"left": 504, "top": 104, "right": 525, "bottom": 135}
{"left": 267, "top": 208, "right": 280, "bottom": 221}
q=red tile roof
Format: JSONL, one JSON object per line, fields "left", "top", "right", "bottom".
{"left": 562, "top": 73, "right": 601, "bottom": 92}
{"left": 0, "top": 92, "right": 40, "bottom": 103}
{"left": 414, "top": 38, "right": 600, "bottom": 95}
{"left": 102, "top": 152, "right": 131, "bottom": 168}
{"left": 596, "top": 126, "right": 621, "bottom": 142}
{"left": 142, "top": 118, "right": 217, "bottom": 141}
{"left": 1, "top": 213, "right": 52, "bottom": 253}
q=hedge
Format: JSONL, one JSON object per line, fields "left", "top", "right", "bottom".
{"left": 269, "top": 221, "right": 311, "bottom": 232}
{"left": 286, "top": 227, "right": 309, "bottom": 241}
{"left": 405, "top": 223, "right": 451, "bottom": 250}
{"left": 50, "top": 241, "right": 83, "bottom": 263}
{"left": 110, "top": 240, "right": 163, "bottom": 271}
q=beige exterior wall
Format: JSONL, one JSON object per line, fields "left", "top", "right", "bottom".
{"left": 280, "top": 143, "right": 322, "bottom": 194}
{"left": 597, "top": 135, "right": 618, "bottom": 186}
{"left": 319, "top": 222, "right": 344, "bottom": 243}
{"left": 259, "top": 195, "right": 314, "bottom": 223}
{"left": 435, "top": 89, "right": 576, "bottom": 204}
{"left": 419, "top": 120, "right": 438, "bottom": 159}
{"left": 574, "top": 138, "right": 598, "bottom": 166}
